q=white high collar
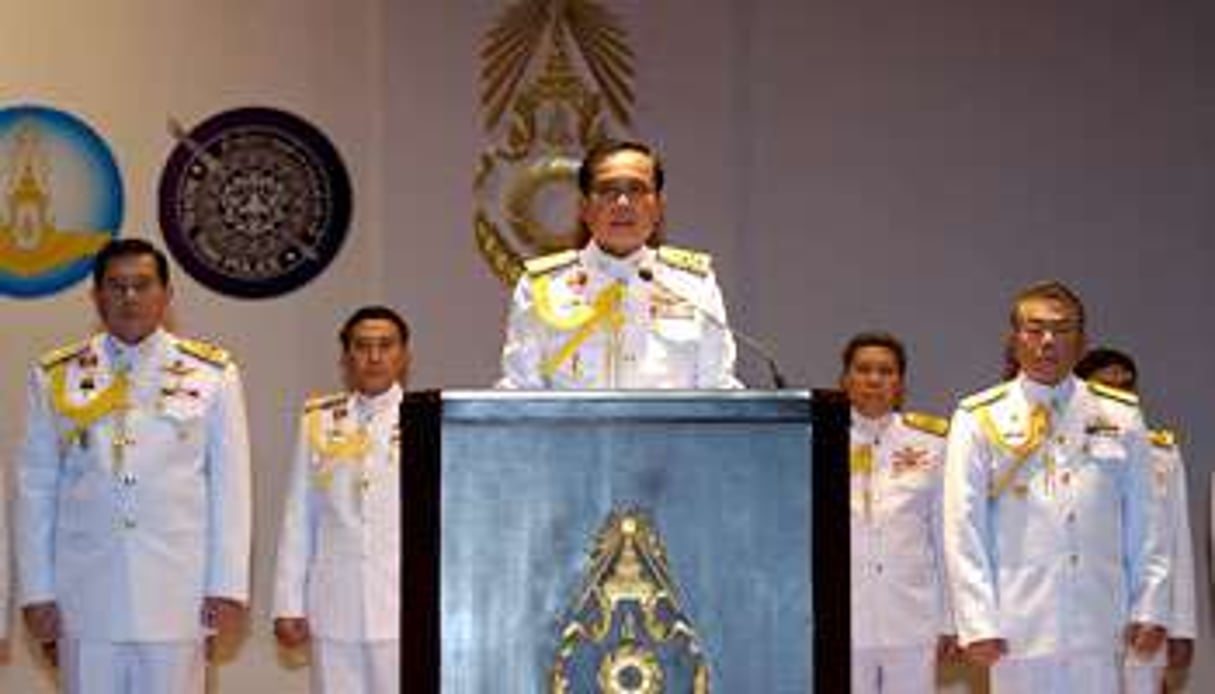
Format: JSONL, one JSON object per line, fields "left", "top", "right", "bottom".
{"left": 1017, "top": 373, "right": 1078, "bottom": 410}
{"left": 104, "top": 328, "right": 168, "bottom": 370}
{"left": 354, "top": 382, "right": 403, "bottom": 420}
{"left": 851, "top": 408, "right": 895, "bottom": 440}
{"left": 582, "top": 241, "right": 653, "bottom": 282}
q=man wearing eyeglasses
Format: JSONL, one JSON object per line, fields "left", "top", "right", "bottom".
{"left": 14, "top": 238, "right": 251, "bottom": 693}
{"left": 942, "top": 280, "right": 1170, "bottom": 693}
{"left": 497, "top": 140, "right": 740, "bottom": 389}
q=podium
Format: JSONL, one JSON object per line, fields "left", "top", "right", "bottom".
{"left": 401, "top": 390, "right": 849, "bottom": 692}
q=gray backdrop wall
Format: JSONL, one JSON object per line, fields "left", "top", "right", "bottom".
{"left": 2, "top": 0, "right": 1211, "bottom": 691}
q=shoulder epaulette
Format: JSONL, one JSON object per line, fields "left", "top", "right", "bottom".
{"left": 38, "top": 338, "right": 92, "bottom": 370}
{"left": 1149, "top": 427, "right": 1179, "bottom": 449}
{"left": 903, "top": 411, "right": 949, "bottom": 437}
{"left": 524, "top": 249, "right": 579, "bottom": 276}
{"left": 960, "top": 382, "right": 1012, "bottom": 411}
{"left": 1087, "top": 381, "right": 1138, "bottom": 407}
{"left": 305, "top": 392, "right": 348, "bottom": 413}
{"left": 176, "top": 338, "right": 231, "bottom": 368}
{"left": 657, "top": 245, "right": 712, "bottom": 277}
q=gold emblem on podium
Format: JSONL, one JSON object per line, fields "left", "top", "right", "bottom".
{"left": 550, "top": 509, "right": 710, "bottom": 693}
{"left": 475, "top": 0, "right": 636, "bottom": 285}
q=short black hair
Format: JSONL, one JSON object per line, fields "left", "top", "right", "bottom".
{"left": 1074, "top": 347, "right": 1138, "bottom": 387}
{"left": 92, "top": 238, "right": 170, "bottom": 288}
{"left": 339, "top": 305, "right": 411, "bottom": 351}
{"left": 577, "top": 139, "right": 665, "bottom": 196}
{"left": 1009, "top": 280, "right": 1086, "bottom": 332}
{"left": 840, "top": 331, "right": 908, "bottom": 377}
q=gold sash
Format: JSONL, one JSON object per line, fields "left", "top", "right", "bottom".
{"left": 978, "top": 403, "right": 1051, "bottom": 499}
{"left": 49, "top": 365, "right": 129, "bottom": 446}
{"left": 540, "top": 282, "right": 625, "bottom": 379}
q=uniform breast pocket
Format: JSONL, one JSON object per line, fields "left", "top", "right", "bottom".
{"left": 651, "top": 315, "right": 702, "bottom": 344}
{"left": 891, "top": 472, "right": 937, "bottom": 507}
{"left": 155, "top": 401, "right": 208, "bottom": 455}
{"left": 1085, "top": 435, "right": 1127, "bottom": 463}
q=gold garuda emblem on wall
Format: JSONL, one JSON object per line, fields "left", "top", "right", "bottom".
{"left": 474, "top": 0, "right": 636, "bottom": 286}
{"left": 550, "top": 509, "right": 711, "bottom": 693}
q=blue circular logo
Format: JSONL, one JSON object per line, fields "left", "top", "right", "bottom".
{"left": 0, "top": 105, "right": 124, "bottom": 298}
{"left": 158, "top": 107, "right": 352, "bottom": 299}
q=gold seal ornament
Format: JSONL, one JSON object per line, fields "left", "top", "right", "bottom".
{"left": 475, "top": 0, "right": 637, "bottom": 286}
{"left": 598, "top": 642, "right": 663, "bottom": 694}
{"left": 550, "top": 509, "right": 710, "bottom": 694}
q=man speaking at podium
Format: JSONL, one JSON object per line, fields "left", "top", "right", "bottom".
{"left": 497, "top": 140, "right": 741, "bottom": 389}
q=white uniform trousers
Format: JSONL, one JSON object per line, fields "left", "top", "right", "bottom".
{"left": 59, "top": 639, "right": 204, "bottom": 694}
{"left": 852, "top": 645, "right": 935, "bottom": 694}
{"left": 312, "top": 639, "right": 399, "bottom": 694}
{"left": 1122, "top": 648, "right": 1166, "bottom": 694}
{"left": 991, "top": 653, "right": 1118, "bottom": 694}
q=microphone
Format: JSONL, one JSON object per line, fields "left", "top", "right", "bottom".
{"left": 638, "top": 267, "right": 789, "bottom": 389}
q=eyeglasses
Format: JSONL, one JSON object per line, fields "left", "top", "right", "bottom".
{"left": 588, "top": 180, "right": 655, "bottom": 203}
{"left": 100, "top": 278, "right": 162, "bottom": 299}
{"left": 1017, "top": 321, "right": 1081, "bottom": 340}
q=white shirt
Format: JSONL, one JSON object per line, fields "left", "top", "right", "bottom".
{"left": 497, "top": 242, "right": 740, "bottom": 389}
{"left": 273, "top": 383, "right": 402, "bottom": 641}
{"left": 1147, "top": 432, "right": 1196, "bottom": 638}
{"left": 15, "top": 330, "right": 252, "bottom": 641}
{"left": 0, "top": 461, "right": 9, "bottom": 641}
{"left": 850, "top": 410, "right": 952, "bottom": 649}
{"left": 943, "top": 374, "right": 1170, "bottom": 658}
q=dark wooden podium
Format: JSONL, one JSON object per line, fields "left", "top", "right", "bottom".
{"left": 401, "top": 389, "right": 849, "bottom": 692}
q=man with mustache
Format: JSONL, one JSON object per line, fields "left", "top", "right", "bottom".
{"left": 497, "top": 140, "right": 740, "bottom": 389}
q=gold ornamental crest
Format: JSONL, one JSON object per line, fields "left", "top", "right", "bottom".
{"left": 550, "top": 509, "right": 711, "bottom": 693}
{"left": 474, "top": 0, "right": 636, "bottom": 286}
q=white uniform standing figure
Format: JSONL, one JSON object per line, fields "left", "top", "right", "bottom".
{"left": 841, "top": 332, "right": 957, "bottom": 694}
{"left": 15, "top": 238, "right": 252, "bottom": 694}
{"left": 943, "top": 281, "right": 1171, "bottom": 694}
{"left": 1074, "top": 347, "right": 1197, "bottom": 694}
{"left": 273, "top": 305, "right": 411, "bottom": 694}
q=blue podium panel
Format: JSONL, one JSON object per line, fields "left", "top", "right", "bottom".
{"left": 435, "top": 391, "right": 812, "bottom": 693}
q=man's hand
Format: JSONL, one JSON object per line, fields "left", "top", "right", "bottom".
{"left": 202, "top": 596, "right": 247, "bottom": 634}
{"left": 1125, "top": 622, "right": 1167, "bottom": 659}
{"left": 936, "top": 634, "right": 963, "bottom": 664}
{"left": 202, "top": 596, "right": 248, "bottom": 662}
{"left": 23, "top": 602, "right": 61, "bottom": 643}
{"left": 962, "top": 638, "right": 1007, "bottom": 667}
{"left": 22, "top": 602, "right": 61, "bottom": 667}
{"left": 273, "top": 617, "right": 312, "bottom": 650}
{"left": 1166, "top": 637, "right": 1194, "bottom": 669}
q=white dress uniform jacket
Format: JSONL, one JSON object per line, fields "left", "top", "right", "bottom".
{"left": 1, "top": 461, "right": 9, "bottom": 641}
{"left": 943, "top": 375, "right": 1170, "bottom": 659}
{"left": 1123, "top": 428, "right": 1197, "bottom": 693}
{"left": 851, "top": 410, "right": 952, "bottom": 650}
{"left": 15, "top": 330, "right": 252, "bottom": 641}
{"left": 1147, "top": 431, "right": 1197, "bottom": 640}
{"left": 273, "top": 383, "right": 402, "bottom": 641}
{"left": 497, "top": 241, "right": 740, "bottom": 389}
